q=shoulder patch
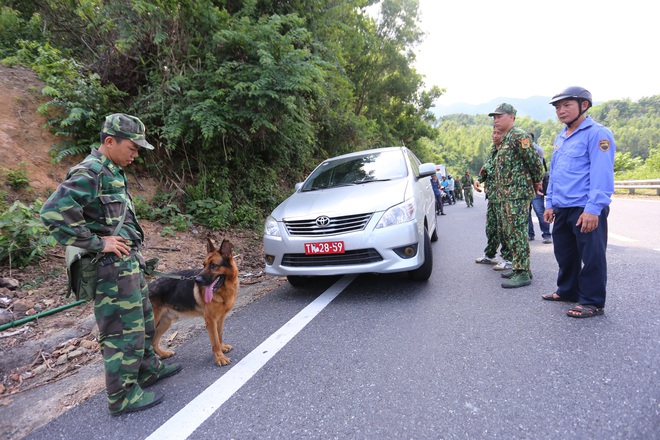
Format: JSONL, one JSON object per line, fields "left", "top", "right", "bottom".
{"left": 521, "top": 139, "right": 530, "bottom": 150}
{"left": 599, "top": 139, "right": 611, "bottom": 152}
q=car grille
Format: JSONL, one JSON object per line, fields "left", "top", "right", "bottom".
{"left": 284, "top": 213, "right": 373, "bottom": 236}
{"left": 281, "top": 249, "right": 383, "bottom": 267}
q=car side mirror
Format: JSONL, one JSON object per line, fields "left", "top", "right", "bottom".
{"left": 418, "top": 163, "right": 436, "bottom": 178}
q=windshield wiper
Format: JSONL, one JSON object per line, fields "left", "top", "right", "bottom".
{"left": 352, "top": 178, "right": 391, "bottom": 184}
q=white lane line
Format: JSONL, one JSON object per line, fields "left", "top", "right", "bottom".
{"left": 609, "top": 233, "right": 637, "bottom": 243}
{"left": 146, "top": 274, "right": 357, "bottom": 440}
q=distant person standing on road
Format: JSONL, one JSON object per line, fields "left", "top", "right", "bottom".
{"left": 453, "top": 175, "right": 464, "bottom": 201}
{"left": 475, "top": 128, "right": 511, "bottom": 266}
{"left": 527, "top": 132, "right": 552, "bottom": 244}
{"left": 446, "top": 174, "right": 456, "bottom": 204}
{"left": 487, "top": 103, "right": 544, "bottom": 288}
{"left": 542, "top": 87, "right": 615, "bottom": 318}
{"left": 431, "top": 174, "right": 446, "bottom": 215}
{"left": 460, "top": 170, "right": 475, "bottom": 207}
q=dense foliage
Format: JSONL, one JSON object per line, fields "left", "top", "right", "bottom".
{"left": 0, "top": 0, "right": 657, "bottom": 242}
{"left": 1, "top": 0, "right": 442, "bottom": 229}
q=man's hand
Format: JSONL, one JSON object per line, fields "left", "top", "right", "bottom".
{"left": 543, "top": 208, "right": 555, "bottom": 224}
{"left": 576, "top": 212, "right": 599, "bottom": 233}
{"left": 102, "top": 236, "right": 130, "bottom": 258}
{"left": 534, "top": 181, "right": 544, "bottom": 196}
{"left": 473, "top": 181, "right": 483, "bottom": 193}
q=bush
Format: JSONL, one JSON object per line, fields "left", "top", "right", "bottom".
{"left": 0, "top": 200, "right": 56, "bottom": 268}
{"left": 2, "top": 165, "right": 30, "bottom": 190}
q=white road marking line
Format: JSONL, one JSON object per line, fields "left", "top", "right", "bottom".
{"left": 146, "top": 274, "right": 357, "bottom": 440}
{"left": 609, "top": 233, "right": 637, "bottom": 243}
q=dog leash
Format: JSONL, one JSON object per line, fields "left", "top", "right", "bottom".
{"left": 144, "top": 258, "right": 197, "bottom": 280}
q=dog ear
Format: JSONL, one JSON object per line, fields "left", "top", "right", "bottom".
{"left": 219, "top": 239, "right": 233, "bottom": 258}
{"left": 206, "top": 238, "right": 217, "bottom": 254}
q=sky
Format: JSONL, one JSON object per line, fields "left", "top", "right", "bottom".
{"left": 413, "top": 0, "right": 659, "bottom": 106}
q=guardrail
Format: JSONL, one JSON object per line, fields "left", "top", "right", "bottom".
{"left": 614, "top": 179, "right": 660, "bottom": 195}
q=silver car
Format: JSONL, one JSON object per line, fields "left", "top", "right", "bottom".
{"left": 263, "top": 147, "right": 439, "bottom": 286}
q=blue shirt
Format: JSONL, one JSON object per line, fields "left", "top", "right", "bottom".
{"left": 546, "top": 117, "right": 615, "bottom": 215}
{"left": 431, "top": 178, "right": 442, "bottom": 195}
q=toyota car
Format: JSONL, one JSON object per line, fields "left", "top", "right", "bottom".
{"left": 263, "top": 147, "right": 438, "bottom": 286}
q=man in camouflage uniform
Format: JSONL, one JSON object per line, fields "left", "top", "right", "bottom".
{"left": 475, "top": 128, "right": 510, "bottom": 266}
{"left": 40, "top": 114, "right": 182, "bottom": 415}
{"left": 486, "top": 104, "right": 544, "bottom": 288}
{"left": 460, "top": 170, "right": 474, "bottom": 207}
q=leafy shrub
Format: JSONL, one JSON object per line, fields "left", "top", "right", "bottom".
{"left": 134, "top": 194, "right": 192, "bottom": 233}
{"left": 2, "top": 165, "right": 30, "bottom": 190}
{"left": 186, "top": 199, "right": 232, "bottom": 229}
{"left": 0, "top": 7, "right": 45, "bottom": 58}
{"left": 0, "top": 200, "right": 57, "bottom": 268}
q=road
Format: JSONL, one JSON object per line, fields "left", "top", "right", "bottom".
{"left": 25, "top": 195, "right": 660, "bottom": 439}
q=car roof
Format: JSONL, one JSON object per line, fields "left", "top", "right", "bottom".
{"left": 323, "top": 146, "right": 408, "bottom": 161}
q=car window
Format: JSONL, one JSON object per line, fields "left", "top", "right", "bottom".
{"left": 407, "top": 150, "right": 422, "bottom": 178}
{"left": 302, "top": 150, "right": 408, "bottom": 191}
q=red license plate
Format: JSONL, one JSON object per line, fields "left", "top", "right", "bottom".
{"left": 304, "top": 241, "right": 345, "bottom": 255}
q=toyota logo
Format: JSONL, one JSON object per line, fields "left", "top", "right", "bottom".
{"left": 315, "top": 216, "right": 331, "bottom": 227}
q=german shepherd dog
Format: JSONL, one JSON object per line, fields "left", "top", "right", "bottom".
{"left": 148, "top": 238, "right": 239, "bottom": 366}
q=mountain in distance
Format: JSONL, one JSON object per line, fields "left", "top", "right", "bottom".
{"left": 432, "top": 96, "right": 561, "bottom": 122}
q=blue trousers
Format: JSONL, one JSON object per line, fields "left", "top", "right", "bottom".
{"left": 552, "top": 206, "right": 609, "bottom": 308}
{"left": 528, "top": 195, "right": 551, "bottom": 239}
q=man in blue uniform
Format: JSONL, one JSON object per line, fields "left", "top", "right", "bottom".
{"left": 542, "top": 87, "right": 615, "bottom": 318}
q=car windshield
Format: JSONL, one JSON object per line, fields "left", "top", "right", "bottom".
{"left": 301, "top": 150, "right": 408, "bottom": 191}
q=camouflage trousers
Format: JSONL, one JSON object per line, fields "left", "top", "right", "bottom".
{"left": 463, "top": 187, "right": 474, "bottom": 206}
{"left": 454, "top": 187, "right": 463, "bottom": 200}
{"left": 496, "top": 198, "right": 532, "bottom": 272}
{"left": 483, "top": 201, "right": 510, "bottom": 261}
{"left": 94, "top": 251, "right": 162, "bottom": 413}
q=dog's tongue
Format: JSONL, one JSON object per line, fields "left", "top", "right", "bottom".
{"left": 204, "top": 278, "right": 219, "bottom": 303}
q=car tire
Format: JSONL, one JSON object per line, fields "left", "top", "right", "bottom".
{"left": 408, "top": 230, "right": 433, "bottom": 281}
{"left": 430, "top": 219, "right": 438, "bottom": 242}
{"left": 286, "top": 275, "right": 310, "bottom": 287}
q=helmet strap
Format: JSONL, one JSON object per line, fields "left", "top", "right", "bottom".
{"left": 566, "top": 99, "right": 586, "bottom": 129}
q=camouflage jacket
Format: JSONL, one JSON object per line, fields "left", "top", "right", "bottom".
{"left": 459, "top": 174, "right": 474, "bottom": 189}
{"left": 478, "top": 144, "right": 499, "bottom": 201}
{"left": 488, "top": 127, "right": 544, "bottom": 201}
{"left": 40, "top": 149, "right": 144, "bottom": 252}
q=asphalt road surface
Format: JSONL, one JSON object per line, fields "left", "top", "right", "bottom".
{"left": 25, "top": 194, "right": 660, "bottom": 439}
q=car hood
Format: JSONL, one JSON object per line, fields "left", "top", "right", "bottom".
{"left": 271, "top": 179, "right": 411, "bottom": 220}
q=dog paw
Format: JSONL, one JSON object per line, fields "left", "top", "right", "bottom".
{"left": 157, "top": 349, "right": 175, "bottom": 359}
{"left": 215, "top": 354, "right": 231, "bottom": 366}
{"left": 221, "top": 344, "right": 233, "bottom": 353}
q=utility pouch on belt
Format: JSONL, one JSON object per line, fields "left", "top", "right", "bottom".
{"left": 64, "top": 203, "right": 127, "bottom": 302}
{"left": 143, "top": 258, "right": 159, "bottom": 276}
{"left": 65, "top": 246, "right": 101, "bottom": 301}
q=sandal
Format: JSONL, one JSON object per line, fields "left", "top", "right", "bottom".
{"left": 566, "top": 304, "right": 604, "bottom": 318}
{"left": 541, "top": 292, "right": 576, "bottom": 302}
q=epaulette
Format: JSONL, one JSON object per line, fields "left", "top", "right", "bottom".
{"left": 87, "top": 159, "right": 104, "bottom": 174}
{"left": 66, "top": 156, "right": 104, "bottom": 179}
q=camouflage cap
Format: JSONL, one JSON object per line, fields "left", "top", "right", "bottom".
{"left": 488, "top": 103, "right": 517, "bottom": 117}
{"left": 102, "top": 113, "right": 154, "bottom": 150}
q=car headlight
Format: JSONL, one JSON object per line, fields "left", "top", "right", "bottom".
{"left": 264, "top": 215, "right": 281, "bottom": 237}
{"left": 376, "top": 198, "right": 416, "bottom": 229}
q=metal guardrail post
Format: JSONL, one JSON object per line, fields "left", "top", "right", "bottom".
{"left": 613, "top": 179, "right": 660, "bottom": 195}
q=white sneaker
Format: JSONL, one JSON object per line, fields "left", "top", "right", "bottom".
{"left": 475, "top": 255, "right": 498, "bottom": 264}
{"left": 493, "top": 260, "right": 512, "bottom": 271}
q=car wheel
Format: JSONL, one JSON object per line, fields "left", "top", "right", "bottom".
{"left": 430, "top": 219, "right": 438, "bottom": 242}
{"left": 287, "top": 275, "right": 311, "bottom": 287}
{"left": 408, "top": 230, "right": 433, "bottom": 281}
